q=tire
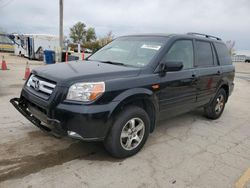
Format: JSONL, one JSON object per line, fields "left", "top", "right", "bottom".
{"left": 104, "top": 106, "right": 150, "bottom": 158}
{"left": 204, "top": 88, "right": 227, "bottom": 120}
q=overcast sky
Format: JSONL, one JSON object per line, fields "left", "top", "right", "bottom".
{"left": 0, "top": 0, "right": 249, "bottom": 50}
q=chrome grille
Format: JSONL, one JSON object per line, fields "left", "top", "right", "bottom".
{"left": 27, "top": 75, "right": 56, "bottom": 98}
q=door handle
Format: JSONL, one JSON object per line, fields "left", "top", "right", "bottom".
{"left": 216, "top": 71, "right": 221, "bottom": 75}
{"left": 191, "top": 74, "right": 198, "bottom": 84}
{"left": 192, "top": 73, "right": 197, "bottom": 79}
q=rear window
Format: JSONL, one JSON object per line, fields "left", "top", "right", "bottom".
{"left": 196, "top": 41, "right": 214, "bottom": 67}
{"left": 214, "top": 43, "right": 232, "bottom": 65}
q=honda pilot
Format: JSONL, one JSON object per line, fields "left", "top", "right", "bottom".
{"left": 11, "top": 33, "right": 235, "bottom": 158}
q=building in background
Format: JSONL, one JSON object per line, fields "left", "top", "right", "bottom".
{"left": 232, "top": 50, "right": 250, "bottom": 62}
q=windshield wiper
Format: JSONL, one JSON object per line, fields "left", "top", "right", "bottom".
{"left": 99, "top": 60, "right": 126, "bottom": 66}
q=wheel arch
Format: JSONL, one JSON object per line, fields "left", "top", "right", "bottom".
{"left": 220, "top": 84, "right": 229, "bottom": 101}
{"left": 108, "top": 88, "right": 159, "bottom": 134}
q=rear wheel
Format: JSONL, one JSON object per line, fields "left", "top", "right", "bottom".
{"left": 104, "top": 106, "right": 150, "bottom": 158}
{"left": 204, "top": 88, "right": 227, "bottom": 119}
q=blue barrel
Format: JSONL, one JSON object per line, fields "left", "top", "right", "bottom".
{"left": 44, "top": 50, "right": 55, "bottom": 64}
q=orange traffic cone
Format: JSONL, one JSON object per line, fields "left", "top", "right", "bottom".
{"left": 65, "top": 51, "right": 68, "bottom": 63}
{"left": 1, "top": 56, "right": 8, "bottom": 70}
{"left": 23, "top": 62, "right": 31, "bottom": 80}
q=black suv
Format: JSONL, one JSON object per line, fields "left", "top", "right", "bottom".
{"left": 11, "top": 33, "right": 235, "bottom": 158}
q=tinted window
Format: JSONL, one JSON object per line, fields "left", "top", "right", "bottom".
{"left": 196, "top": 41, "right": 213, "bottom": 67}
{"left": 164, "top": 40, "right": 194, "bottom": 69}
{"left": 214, "top": 43, "right": 232, "bottom": 65}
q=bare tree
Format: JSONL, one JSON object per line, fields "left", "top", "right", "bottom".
{"left": 226, "top": 40, "right": 236, "bottom": 56}
{"left": 106, "top": 31, "right": 115, "bottom": 41}
{"left": 98, "top": 31, "right": 115, "bottom": 47}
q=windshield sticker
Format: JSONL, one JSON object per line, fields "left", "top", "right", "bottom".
{"left": 141, "top": 44, "right": 161, "bottom": 50}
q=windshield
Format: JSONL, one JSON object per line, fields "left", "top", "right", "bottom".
{"left": 88, "top": 36, "right": 168, "bottom": 67}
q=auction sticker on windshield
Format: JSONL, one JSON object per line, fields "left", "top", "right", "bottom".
{"left": 141, "top": 44, "right": 161, "bottom": 50}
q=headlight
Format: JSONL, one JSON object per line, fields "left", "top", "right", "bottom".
{"left": 66, "top": 82, "right": 105, "bottom": 102}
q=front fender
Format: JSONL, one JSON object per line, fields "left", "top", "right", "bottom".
{"left": 108, "top": 87, "right": 159, "bottom": 118}
{"left": 107, "top": 87, "right": 159, "bottom": 133}
{"left": 112, "top": 88, "right": 153, "bottom": 102}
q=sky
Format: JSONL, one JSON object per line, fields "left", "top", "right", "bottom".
{"left": 0, "top": 0, "right": 250, "bottom": 50}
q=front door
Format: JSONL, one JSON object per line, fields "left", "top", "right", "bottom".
{"left": 158, "top": 39, "right": 198, "bottom": 119}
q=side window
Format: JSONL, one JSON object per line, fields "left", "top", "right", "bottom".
{"left": 214, "top": 43, "right": 232, "bottom": 65}
{"left": 163, "top": 40, "right": 194, "bottom": 69}
{"left": 196, "top": 41, "right": 214, "bottom": 67}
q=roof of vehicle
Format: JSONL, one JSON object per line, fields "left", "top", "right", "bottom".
{"left": 120, "top": 33, "right": 225, "bottom": 44}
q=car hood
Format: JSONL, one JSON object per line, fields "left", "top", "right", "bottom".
{"left": 32, "top": 61, "right": 141, "bottom": 86}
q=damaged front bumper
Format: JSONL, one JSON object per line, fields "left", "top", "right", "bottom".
{"left": 10, "top": 96, "right": 116, "bottom": 141}
{"left": 10, "top": 98, "right": 68, "bottom": 138}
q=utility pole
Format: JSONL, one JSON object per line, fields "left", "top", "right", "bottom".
{"left": 59, "top": 0, "right": 63, "bottom": 62}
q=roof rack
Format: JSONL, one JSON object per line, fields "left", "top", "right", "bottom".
{"left": 187, "top": 32, "right": 221, "bottom": 41}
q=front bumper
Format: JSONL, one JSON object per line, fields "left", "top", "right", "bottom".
{"left": 10, "top": 98, "right": 66, "bottom": 138}
{"left": 10, "top": 96, "right": 118, "bottom": 141}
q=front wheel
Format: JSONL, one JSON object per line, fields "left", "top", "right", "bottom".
{"left": 204, "top": 88, "right": 227, "bottom": 119}
{"left": 104, "top": 106, "right": 150, "bottom": 158}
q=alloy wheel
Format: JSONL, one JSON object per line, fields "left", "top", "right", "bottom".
{"left": 120, "top": 118, "right": 145, "bottom": 151}
{"left": 215, "top": 94, "right": 225, "bottom": 114}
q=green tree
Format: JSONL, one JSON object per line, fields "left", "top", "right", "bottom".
{"left": 86, "top": 27, "right": 96, "bottom": 42}
{"left": 69, "top": 22, "right": 86, "bottom": 43}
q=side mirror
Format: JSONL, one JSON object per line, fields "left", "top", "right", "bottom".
{"left": 161, "top": 61, "right": 183, "bottom": 72}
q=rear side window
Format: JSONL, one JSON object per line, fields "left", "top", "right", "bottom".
{"left": 214, "top": 43, "right": 232, "bottom": 65}
{"left": 163, "top": 40, "right": 194, "bottom": 69}
{"left": 196, "top": 41, "right": 213, "bottom": 67}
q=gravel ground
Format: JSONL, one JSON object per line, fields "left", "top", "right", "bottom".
{"left": 0, "top": 53, "right": 250, "bottom": 188}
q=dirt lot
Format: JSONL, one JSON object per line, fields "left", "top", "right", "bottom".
{"left": 0, "top": 52, "right": 250, "bottom": 188}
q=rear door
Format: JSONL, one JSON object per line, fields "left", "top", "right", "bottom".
{"left": 159, "top": 39, "right": 198, "bottom": 119}
{"left": 194, "top": 40, "right": 222, "bottom": 106}
{"left": 213, "top": 42, "right": 235, "bottom": 96}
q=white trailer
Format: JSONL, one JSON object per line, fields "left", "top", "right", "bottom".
{"left": 13, "top": 34, "right": 59, "bottom": 60}
{"left": 13, "top": 34, "right": 26, "bottom": 56}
